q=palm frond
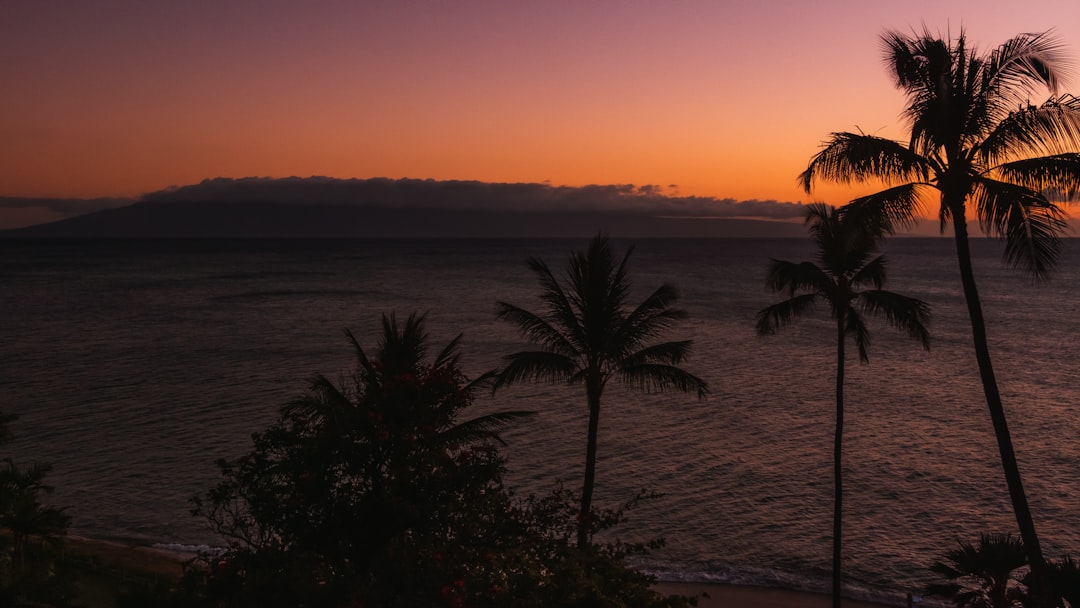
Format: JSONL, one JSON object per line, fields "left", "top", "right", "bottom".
{"left": 618, "top": 363, "right": 708, "bottom": 398}
{"left": 567, "top": 235, "right": 633, "bottom": 353}
{"left": 528, "top": 256, "right": 587, "bottom": 351}
{"left": 377, "top": 312, "right": 428, "bottom": 376}
{"left": 620, "top": 340, "right": 695, "bottom": 367}
{"left": 850, "top": 255, "right": 888, "bottom": 290}
{"left": 765, "top": 259, "right": 834, "bottom": 295}
{"left": 844, "top": 309, "right": 872, "bottom": 363}
{"left": 800, "top": 132, "right": 931, "bottom": 192}
{"left": 283, "top": 374, "right": 353, "bottom": 422}
{"left": 614, "top": 283, "right": 687, "bottom": 354}
{"left": 880, "top": 29, "right": 970, "bottom": 153}
{"left": 610, "top": 238, "right": 635, "bottom": 310}
{"left": 756, "top": 293, "right": 820, "bottom": 336}
{"left": 845, "top": 182, "right": 932, "bottom": 233}
{"left": 437, "top": 410, "right": 537, "bottom": 447}
{"left": 808, "top": 203, "right": 884, "bottom": 277}
{"left": 982, "top": 31, "right": 1069, "bottom": 105}
{"left": 856, "top": 290, "right": 932, "bottom": 350}
{"left": 495, "top": 301, "right": 576, "bottom": 356}
{"left": 464, "top": 369, "right": 499, "bottom": 395}
{"left": 980, "top": 96, "right": 1080, "bottom": 163}
{"left": 433, "top": 333, "right": 464, "bottom": 369}
{"left": 881, "top": 28, "right": 954, "bottom": 94}
{"left": 344, "top": 328, "right": 373, "bottom": 375}
{"left": 971, "top": 179, "right": 1068, "bottom": 278}
{"left": 992, "top": 153, "right": 1080, "bottom": 201}
{"left": 495, "top": 351, "right": 578, "bottom": 389}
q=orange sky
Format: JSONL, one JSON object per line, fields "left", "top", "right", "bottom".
{"left": 2, "top": 1, "right": 1080, "bottom": 219}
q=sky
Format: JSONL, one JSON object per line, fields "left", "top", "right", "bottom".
{"left": 2, "top": 0, "right": 1080, "bottom": 228}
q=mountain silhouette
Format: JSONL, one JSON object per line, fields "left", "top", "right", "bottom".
{"left": 2, "top": 202, "right": 809, "bottom": 238}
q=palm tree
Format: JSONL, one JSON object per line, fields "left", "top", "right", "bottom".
{"left": 927, "top": 533, "right": 1028, "bottom": 608}
{"left": 495, "top": 234, "right": 708, "bottom": 548}
{"left": 798, "top": 29, "right": 1080, "bottom": 588}
{"left": 286, "top": 312, "right": 535, "bottom": 453}
{"left": 757, "top": 203, "right": 930, "bottom": 608}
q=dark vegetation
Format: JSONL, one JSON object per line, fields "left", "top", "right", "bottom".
{"left": 0, "top": 412, "right": 73, "bottom": 605}
{"left": 4, "top": 25, "right": 1080, "bottom": 608}
{"left": 172, "top": 311, "right": 696, "bottom": 607}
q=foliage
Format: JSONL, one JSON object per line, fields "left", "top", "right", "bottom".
{"left": 927, "top": 534, "right": 1080, "bottom": 608}
{"left": 496, "top": 233, "right": 708, "bottom": 547}
{"left": 756, "top": 203, "right": 931, "bottom": 358}
{"left": 1026, "top": 555, "right": 1080, "bottom": 608}
{"left": 0, "top": 411, "right": 73, "bottom": 606}
{"left": 183, "top": 313, "right": 692, "bottom": 607}
{"left": 928, "top": 534, "right": 1029, "bottom": 608}
{"left": 495, "top": 485, "right": 695, "bottom": 608}
{"left": 800, "top": 29, "right": 1080, "bottom": 275}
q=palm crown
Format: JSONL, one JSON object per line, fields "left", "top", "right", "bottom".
{"left": 800, "top": 29, "right": 1080, "bottom": 276}
{"left": 496, "top": 236, "right": 707, "bottom": 397}
{"left": 757, "top": 203, "right": 931, "bottom": 360}
{"left": 286, "top": 312, "right": 534, "bottom": 454}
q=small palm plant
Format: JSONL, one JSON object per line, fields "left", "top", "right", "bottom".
{"left": 928, "top": 533, "right": 1028, "bottom": 608}
{"left": 495, "top": 233, "right": 708, "bottom": 548}
{"left": 756, "top": 203, "right": 930, "bottom": 608}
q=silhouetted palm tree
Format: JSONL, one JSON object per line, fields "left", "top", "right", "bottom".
{"left": 495, "top": 234, "right": 708, "bottom": 548}
{"left": 928, "top": 533, "right": 1028, "bottom": 608}
{"left": 286, "top": 312, "right": 535, "bottom": 452}
{"left": 798, "top": 29, "right": 1080, "bottom": 588}
{"left": 757, "top": 204, "right": 930, "bottom": 608}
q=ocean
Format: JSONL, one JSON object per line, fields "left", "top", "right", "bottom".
{"left": 3, "top": 237, "right": 1079, "bottom": 606}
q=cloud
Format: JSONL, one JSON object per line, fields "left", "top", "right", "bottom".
{"left": 138, "top": 176, "right": 808, "bottom": 221}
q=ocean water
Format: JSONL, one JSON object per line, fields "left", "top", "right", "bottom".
{"left": 3, "top": 237, "right": 1080, "bottom": 606}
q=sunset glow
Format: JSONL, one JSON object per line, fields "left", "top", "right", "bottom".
{"left": 3, "top": 1, "right": 1080, "bottom": 222}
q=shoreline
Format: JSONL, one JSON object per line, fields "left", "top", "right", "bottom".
{"left": 654, "top": 582, "right": 907, "bottom": 608}
{"left": 63, "top": 536, "right": 916, "bottom": 607}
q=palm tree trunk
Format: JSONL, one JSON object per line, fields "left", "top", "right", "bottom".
{"left": 578, "top": 381, "right": 602, "bottom": 548}
{"left": 951, "top": 208, "right": 1048, "bottom": 583}
{"left": 833, "top": 315, "right": 845, "bottom": 608}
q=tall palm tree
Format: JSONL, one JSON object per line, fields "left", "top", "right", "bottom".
{"left": 757, "top": 203, "right": 931, "bottom": 608}
{"left": 798, "top": 29, "right": 1080, "bottom": 589}
{"left": 495, "top": 234, "right": 708, "bottom": 548}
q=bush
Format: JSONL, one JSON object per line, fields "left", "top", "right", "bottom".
{"left": 0, "top": 411, "right": 73, "bottom": 606}
{"left": 181, "top": 314, "right": 693, "bottom": 607}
